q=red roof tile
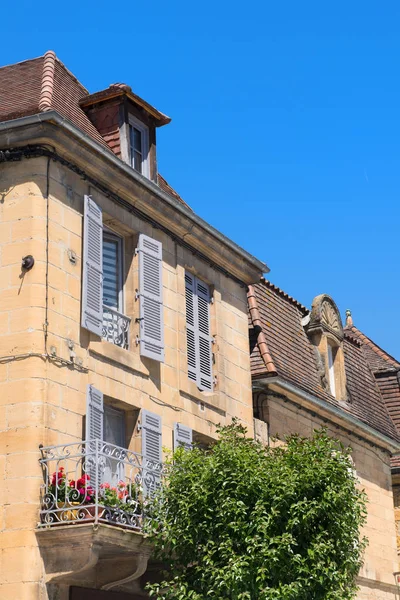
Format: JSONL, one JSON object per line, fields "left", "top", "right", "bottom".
{"left": 0, "top": 51, "right": 188, "bottom": 208}
{"left": 249, "top": 279, "right": 399, "bottom": 443}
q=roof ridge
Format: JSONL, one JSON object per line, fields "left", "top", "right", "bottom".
{"left": 39, "top": 51, "right": 56, "bottom": 112}
{"left": 260, "top": 278, "right": 309, "bottom": 314}
{"left": 346, "top": 325, "right": 400, "bottom": 369}
{"left": 0, "top": 54, "right": 44, "bottom": 71}
{"left": 247, "top": 285, "right": 277, "bottom": 375}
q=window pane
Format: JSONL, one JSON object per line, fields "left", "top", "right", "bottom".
{"left": 134, "top": 150, "right": 142, "bottom": 173}
{"left": 133, "top": 127, "right": 142, "bottom": 152}
{"left": 103, "top": 405, "right": 125, "bottom": 447}
{"left": 103, "top": 236, "right": 120, "bottom": 310}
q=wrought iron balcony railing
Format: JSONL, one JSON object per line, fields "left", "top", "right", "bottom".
{"left": 38, "top": 440, "right": 164, "bottom": 532}
{"left": 102, "top": 305, "right": 131, "bottom": 350}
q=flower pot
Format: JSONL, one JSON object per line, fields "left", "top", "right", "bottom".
{"left": 56, "top": 501, "right": 81, "bottom": 522}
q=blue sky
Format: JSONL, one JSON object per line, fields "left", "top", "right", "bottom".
{"left": 3, "top": 1, "right": 400, "bottom": 356}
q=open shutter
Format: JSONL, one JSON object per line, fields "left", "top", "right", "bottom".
{"left": 174, "top": 423, "right": 193, "bottom": 451}
{"left": 141, "top": 409, "right": 162, "bottom": 496}
{"left": 137, "top": 234, "right": 164, "bottom": 362}
{"left": 81, "top": 195, "right": 103, "bottom": 336}
{"left": 85, "top": 385, "right": 104, "bottom": 488}
{"left": 185, "top": 272, "right": 198, "bottom": 384}
{"left": 196, "top": 279, "right": 213, "bottom": 391}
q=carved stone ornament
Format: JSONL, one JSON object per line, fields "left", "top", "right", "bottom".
{"left": 306, "top": 294, "right": 344, "bottom": 342}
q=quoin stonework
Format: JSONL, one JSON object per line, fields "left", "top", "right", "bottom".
{"left": 0, "top": 51, "right": 399, "bottom": 600}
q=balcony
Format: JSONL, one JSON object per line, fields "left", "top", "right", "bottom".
{"left": 38, "top": 439, "right": 164, "bottom": 532}
{"left": 102, "top": 305, "right": 131, "bottom": 350}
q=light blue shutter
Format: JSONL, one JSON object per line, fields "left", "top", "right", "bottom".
{"left": 85, "top": 385, "right": 104, "bottom": 488}
{"left": 81, "top": 195, "right": 103, "bottom": 336}
{"left": 141, "top": 409, "right": 162, "bottom": 496}
{"left": 173, "top": 423, "right": 193, "bottom": 450}
{"left": 196, "top": 279, "right": 213, "bottom": 391}
{"left": 137, "top": 235, "right": 164, "bottom": 362}
{"left": 185, "top": 272, "right": 198, "bottom": 384}
{"left": 185, "top": 273, "right": 213, "bottom": 392}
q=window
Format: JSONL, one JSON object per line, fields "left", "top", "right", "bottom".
{"left": 102, "top": 230, "right": 128, "bottom": 348}
{"left": 129, "top": 116, "right": 149, "bottom": 178}
{"left": 81, "top": 195, "right": 131, "bottom": 349}
{"left": 327, "top": 343, "right": 336, "bottom": 397}
{"left": 103, "top": 405, "right": 126, "bottom": 484}
{"left": 185, "top": 272, "right": 213, "bottom": 391}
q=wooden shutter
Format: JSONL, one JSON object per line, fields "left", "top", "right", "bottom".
{"left": 85, "top": 385, "right": 104, "bottom": 488}
{"left": 185, "top": 272, "right": 213, "bottom": 392}
{"left": 173, "top": 423, "right": 193, "bottom": 450}
{"left": 185, "top": 272, "right": 198, "bottom": 384}
{"left": 81, "top": 195, "right": 103, "bottom": 336}
{"left": 141, "top": 409, "right": 162, "bottom": 496}
{"left": 196, "top": 279, "right": 213, "bottom": 391}
{"left": 137, "top": 234, "right": 164, "bottom": 362}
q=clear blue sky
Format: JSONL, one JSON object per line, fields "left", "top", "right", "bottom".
{"left": 3, "top": 1, "right": 400, "bottom": 357}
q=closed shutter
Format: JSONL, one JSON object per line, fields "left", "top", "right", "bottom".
{"left": 184, "top": 273, "right": 213, "bottom": 392}
{"left": 184, "top": 272, "right": 198, "bottom": 384}
{"left": 141, "top": 409, "right": 162, "bottom": 496}
{"left": 173, "top": 423, "right": 193, "bottom": 451}
{"left": 81, "top": 195, "right": 103, "bottom": 336}
{"left": 196, "top": 279, "right": 213, "bottom": 391}
{"left": 137, "top": 234, "right": 164, "bottom": 362}
{"left": 85, "top": 385, "right": 104, "bottom": 488}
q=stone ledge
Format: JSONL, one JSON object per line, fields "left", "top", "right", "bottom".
{"left": 89, "top": 340, "right": 149, "bottom": 377}
{"left": 36, "top": 523, "right": 152, "bottom": 591}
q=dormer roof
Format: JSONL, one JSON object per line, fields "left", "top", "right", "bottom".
{"left": 248, "top": 279, "right": 399, "bottom": 444}
{"left": 79, "top": 83, "right": 171, "bottom": 126}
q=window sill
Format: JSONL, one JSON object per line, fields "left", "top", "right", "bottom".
{"left": 89, "top": 340, "right": 150, "bottom": 377}
{"left": 179, "top": 378, "right": 225, "bottom": 413}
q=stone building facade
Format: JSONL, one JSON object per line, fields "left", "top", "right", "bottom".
{"left": 0, "top": 50, "right": 400, "bottom": 600}
{"left": 249, "top": 280, "right": 400, "bottom": 600}
{"left": 0, "top": 52, "right": 266, "bottom": 600}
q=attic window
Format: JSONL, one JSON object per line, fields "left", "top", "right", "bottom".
{"left": 128, "top": 115, "right": 149, "bottom": 178}
{"left": 327, "top": 343, "right": 337, "bottom": 397}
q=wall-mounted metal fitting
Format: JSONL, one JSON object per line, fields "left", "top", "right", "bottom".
{"left": 50, "top": 346, "right": 57, "bottom": 356}
{"left": 67, "top": 249, "right": 77, "bottom": 265}
{"left": 21, "top": 255, "right": 35, "bottom": 270}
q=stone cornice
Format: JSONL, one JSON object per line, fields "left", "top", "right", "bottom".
{"left": 0, "top": 112, "right": 268, "bottom": 285}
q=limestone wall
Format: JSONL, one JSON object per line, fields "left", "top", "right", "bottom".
{"left": 0, "top": 156, "right": 254, "bottom": 599}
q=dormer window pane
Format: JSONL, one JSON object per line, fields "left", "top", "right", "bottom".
{"left": 327, "top": 344, "right": 336, "bottom": 398}
{"left": 130, "top": 126, "right": 143, "bottom": 174}
{"left": 127, "top": 115, "right": 150, "bottom": 179}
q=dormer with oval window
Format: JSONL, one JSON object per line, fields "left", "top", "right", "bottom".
{"left": 304, "top": 294, "right": 348, "bottom": 402}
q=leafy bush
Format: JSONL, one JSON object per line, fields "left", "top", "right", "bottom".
{"left": 146, "top": 422, "right": 367, "bottom": 600}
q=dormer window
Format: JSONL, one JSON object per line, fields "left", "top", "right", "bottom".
{"left": 327, "top": 342, "right": 337, "bottom": 397}
{"left": 305, "top": 294, "right": 348, "bottom": 403}
{"left": 129, "top": 116, "right": 149, "bottom": 177}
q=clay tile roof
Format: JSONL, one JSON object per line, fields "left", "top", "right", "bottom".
{"left": 157, "top": 174, "right": 192, "bottom": 210}
{"left": 346, "top": 325, "right": 400, "bottom": 465}
{"left": 0, "top": 51, "right": 109, "bottom": 149}
{"left": 0, "top": 51, "right": 188, "bottom": 208}
{"left": 345, "top": 325, "right": 400, "bottom": 372}
{"left": 249, "top": 279, "right": 399, "bottom": 443}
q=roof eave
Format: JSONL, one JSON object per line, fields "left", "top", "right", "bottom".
{"left": 80, "top": 89, "right": 171, "bottom": 127}
{"left": 0, "top": 111, "right": 268, "bottom": 283}
{"left": 253, "top": 375, "right": 400, "bottom": 453}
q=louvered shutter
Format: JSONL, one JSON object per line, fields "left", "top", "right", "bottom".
{"left": 173, "top": 423, "right": 193, "bottom": 451}
{"left": 196, "top": 279, "right": 213, "bottom": 391}
{"left": 137, "top": 234, "right": 164, "bottom": 362}
{"left": 141, "top": 409, "right": 162, "bottom": 496}
{"left": 81, "top": 195, "right": 103, "bottom": 336}
{"left": 185, "top": 273, "right": 213, "bottom": 392}
{"left": 185, "top": 272, "right": 198, "bottom": 384}
{"left": 85, "top": 385, "right": 104, "bottom": 488}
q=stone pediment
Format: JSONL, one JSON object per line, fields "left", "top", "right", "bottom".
{"left": 306, "top": 294, "right": 343, "bottom": 342}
